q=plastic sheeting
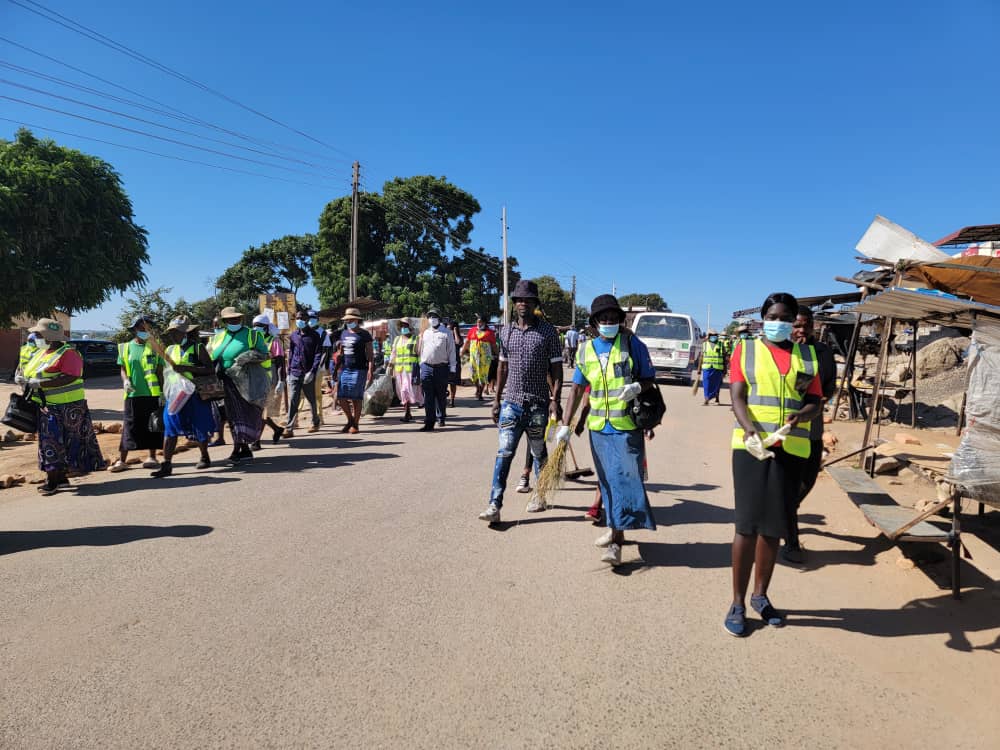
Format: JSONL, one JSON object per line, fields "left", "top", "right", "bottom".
{"left": 362, "top": 373, "right": 393, "bottom": 417}
{"left": 948, "top": 322, "right": 1000, "bottom": 504}
{"left": 227, "top": 351, "right": 271, "bottom": 409}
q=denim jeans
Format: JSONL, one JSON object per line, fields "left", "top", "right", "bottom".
{"left": 489, "top": 400, "right": 549, "bottom": 508}
{"left": 420, "top": 363, "right": 450, "bottom": 427}
{"left": 285, "top": 373, "right": 319, "bottom": 429}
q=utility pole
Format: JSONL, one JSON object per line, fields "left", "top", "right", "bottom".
{"left": 349, "top": 161, "right": 359, "bottom": 302}
{"left": 707, "top": 303, "right": 711, "bottom": 332}
{"left": 571, "top": 275, "right": 577, "bottom": 328}
{"left": 612, "top": 281, "right": 616, "bottom": 296}
{"left": 501, "top": 206, "right": 509, "bottom": 328}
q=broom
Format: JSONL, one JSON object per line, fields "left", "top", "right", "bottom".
{"left": 534, "top": 416, "right": 593, "bottom": 503}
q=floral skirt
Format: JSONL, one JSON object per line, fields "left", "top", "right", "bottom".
{"left": 37, "top": 400, "right": 107, "bottom": 474}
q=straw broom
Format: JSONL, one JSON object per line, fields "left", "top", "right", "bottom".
{"left": 533, "top": 417, "right": 576, "bottom": 503}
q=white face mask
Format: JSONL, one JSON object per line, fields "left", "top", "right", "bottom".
{"left": 429, "top": 317, "right": 440, "bottom": 328}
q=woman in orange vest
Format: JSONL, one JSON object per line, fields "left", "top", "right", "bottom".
{"left": 725, "top": 292, "right": 821, "bottom": 637}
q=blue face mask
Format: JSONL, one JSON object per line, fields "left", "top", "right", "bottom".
{"left": 346, "top": 321, "right": 358, "bottom": 330}
{"left": 763, "top": 321, "right": 793, "bottom": 343}
{"left": 227, "top": 323, "right": 242, "bottom": 333}
{"left": 295, "top": 320, "right": 306, "bottom": 329}
{"left": 598, "top": 323, "right": 619, "bottom": 338}
{"left": 708, "top": 336, "right": 718, "bottom": 343}
{"left": 400, "top": 327, "right": 410, "bottom": 335}
{"left": 135, "top": 331, "right": 149, "bottom": 341}
{"left": 308, "top": 318, "right": 319, "bottom": 328}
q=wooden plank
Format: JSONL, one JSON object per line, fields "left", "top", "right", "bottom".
{"left": 857, "top": 504, "right": 949, "bottom": 541}
{"left": 826, "top": 465, "right": 897, "bottom": 506}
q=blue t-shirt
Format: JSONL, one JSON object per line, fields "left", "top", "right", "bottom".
{"left": 338, "top": 328, "right": 372, "bottom": 371}
{"left": 574, "top": 333, "right": 655, "bottom": 433}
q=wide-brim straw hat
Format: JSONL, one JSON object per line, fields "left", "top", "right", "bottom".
{"left": 220, "top": 306, "right": 243, "bottom": 320}
{"left": 166, "top": 316, "right": 198, "bottom": 333}
{"left": 342, "top": 307, "right": 363, "bottom": 321}
{"left": 707, "top": 329, "right": 719, "bottom": 336}
{"left": 28, "top": 317, "right": 64, "bottom": 341}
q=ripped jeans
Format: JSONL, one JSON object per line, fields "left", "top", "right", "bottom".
{"left": 489, "top": 400, "right": 549, "bottom": 508}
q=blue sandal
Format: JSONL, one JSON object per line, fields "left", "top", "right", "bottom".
{"left": 750, "top": 594, "right": 785, "bottom": 627}
{"left": 723, "top": 604, "right": 746, "bottom": 637}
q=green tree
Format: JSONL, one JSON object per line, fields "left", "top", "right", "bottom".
{"left": 618, "top": 292, "right": 669, "bottom": 311}
{"left": 115, "top": 286, "right": 187, "bottom": 342}
{"left": 724, "top": 320, "right": 740, "bottom": 336}
{"left": 216, "top": 234, "right": 318, "bottom": 310}
{"left": 314, "top": 193, "right": 388, "bottom": 306}
{"left": 0, "top": 128, "right": 149, "bottom": 324}
{"left": 532, "top": 275, "right": 574, "bottom": 326}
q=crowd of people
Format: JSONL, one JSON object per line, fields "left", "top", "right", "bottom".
{"left": 13, "top": 285, "right": 834, "bottom": 639}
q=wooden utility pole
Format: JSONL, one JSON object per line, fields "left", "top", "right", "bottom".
{"left": 502, "top": 206, "right": 509, "bottom": 328}
{"left": 349, "top": 161, "right": 360, "bottom": 302}
{"left": 571, "top": 275, "right": 577, "bottom": 328}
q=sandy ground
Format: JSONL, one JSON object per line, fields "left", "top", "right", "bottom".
{"left": 1, "top": 372, "right": 999, "bottom": 748}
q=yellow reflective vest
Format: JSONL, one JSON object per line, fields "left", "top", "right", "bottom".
{"left": 702, "top": 341, "right": 725, "bottom": 370}
{"left": 731, "top": 339, "right": 816, "bottom": 458}
{"left": 24, "top": 345, "right": 85, "bottom": 405}
{"left": 18, "top": 342, "right": 37, "bottom": 372}
{"left": 577, "top": 334, "right": 637, "bottom": 432}
{"left": 165, "top": 343, "right": 204, "bottom": 381}
{"left": 392, "top": 336, "right": 418, "bottom": 366}
{"left": 119, "top": 342, "right": 162, "bottom": 398}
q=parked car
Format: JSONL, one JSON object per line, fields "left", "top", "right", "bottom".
{"left": 631, "top": 312, "right": 703, "bottom": 385}
{"left": 68, "top": 339, "right": 119, "bottom": 376}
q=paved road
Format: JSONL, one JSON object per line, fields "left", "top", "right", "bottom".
{"left": 2, "top": 375, "right": 999, "bottom": 748}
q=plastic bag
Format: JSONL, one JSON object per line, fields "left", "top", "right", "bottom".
{"left": 227, "top": 351, "right": 271, "bottom": 409}
{"left": 163, "top": 367, "right": 196, "bottom": 415}
{"left": 362, "top": 373, "right": 394, "bottom": 417}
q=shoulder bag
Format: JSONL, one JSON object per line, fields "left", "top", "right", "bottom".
{"left": 2, "top": 386, "right": 46, "bottom": 433}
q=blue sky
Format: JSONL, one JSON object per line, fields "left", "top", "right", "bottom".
{"left": 3, "top": 0, "right": 998, "bottom": 330}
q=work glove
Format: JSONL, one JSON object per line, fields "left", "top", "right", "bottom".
{"left": 26, "top": 377, "right": 43, "bottom": 389}
{"left": 275, "top": 380, "right": 284, "bottom": 395}
{"left": 554, "top": 425, "right": 572, "bottom": 445}
{"left": 744, "top": 433, "right": 774, "bottom": 461}
{"left": 124, "top": 380, "right": 136, "bottom": 394}
{"left": 14, "top": 373, "right": 26, "bottom": 386}
{"left": 303, "top": 371, "right": 315, "bottom": 385}
{"left": 620, "top": 382, "right": 642, "bottom": 402}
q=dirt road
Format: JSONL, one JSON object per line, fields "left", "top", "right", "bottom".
{"left": 2, "top": 373, "right": 999, "bottom": 748}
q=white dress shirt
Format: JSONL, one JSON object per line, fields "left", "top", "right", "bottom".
{"left": 418, "top": 326, "right": 457, "bottom": 372}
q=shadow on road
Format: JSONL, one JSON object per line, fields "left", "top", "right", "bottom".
{"left": 609, "top": 540, "right": 732, "bottom": 575}
{"left": 0, "top": 524, "right": 213, "bottom": 555}
{"left": 652, "top": 498, "right": 732, "bottom": 526}
{"left": 646, "top": 482, "right": 720, "bottom": 493}
{"left": 239, "top": 451, "right": 399, "bottom": 473}
{"left": 72, "top": 476, "right": 240, "bottom": 496}
{"left": 786, "top": 588, "right": 1000, "bottom": 652}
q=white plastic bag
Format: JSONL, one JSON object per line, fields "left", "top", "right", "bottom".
{"left": 362, "top": 373, "right": 394, "bottom": 417}
{"left": 163, "top": 367, "right": 196, "bottom": 415}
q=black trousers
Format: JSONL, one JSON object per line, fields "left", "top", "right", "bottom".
{"left": 785, "top": 438, "right": 823, "bottom": 548}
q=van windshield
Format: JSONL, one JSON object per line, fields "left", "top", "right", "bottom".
{"left": 635, "top": 315, "right": 691, "bottom": 341}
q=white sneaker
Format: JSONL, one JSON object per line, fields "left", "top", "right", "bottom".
{"left": 108, "top": 460, "right": 127, "bottom": 473}
{"left": 601, "top": 543, "right": 622, "bottom": 566}
{"left": 478, "top": 503, "right": 500, "bottom": 523}
{"left": 142, "top": 459, "right": 160, "bottom": 469}
{"left": 525, "top": 497, "right": 547, "bottom": 513}
{"left": 594, "top": 529, "right": 614, "bottom": 547}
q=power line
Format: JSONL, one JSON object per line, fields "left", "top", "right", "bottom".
{"left": 0, "top": 78, "right": 344, "bottom": 176}
{"left": 0, "top": 116, "right": 335, "bottom": 188}
{"left": 0, "top": 94, "right": 343, "bottom": 182}
{"left": 6, "top": 0, "right": 357, "bottom": 160}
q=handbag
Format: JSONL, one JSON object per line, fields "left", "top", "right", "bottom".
{"left": 2, "top": 386, "right": 44, "bottom": 433}
{"left": 620, "top": 332, "right": 667, "bottom": 430}
{"left": 193, "top": 374, "right": 225, "bottom": 401}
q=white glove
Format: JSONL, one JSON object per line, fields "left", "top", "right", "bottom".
{"left": 554, "top": 425, "right": 571, "bottom": 444}
{"left": 744, "top": 433, "right": 774, "bottom": 461}
{"left": 14, "top": 373, "right": 26, "bottom": 386}
{"left": 303, "top": 371, "right": 315, "bottom": 385}
{"left": 27, "top": 377, "right": 43, "bottom": 388}
{"left": 761, "top": 423, "right": 792, "bottom": 448}
{"left": 620, "top": 382, "right": 643, "bottom": 402}
{"left": 275, "top": 380, "right": 284, "bottom": 395}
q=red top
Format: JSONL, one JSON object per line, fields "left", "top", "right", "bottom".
{"left": 730, "top": 341, "right": 821, "bottom": 397}
{"left": 466, "top": 328, "right": 496, "bottom": 345}
{"left": 42, "top": 347, "right": 84, "bottom": 378}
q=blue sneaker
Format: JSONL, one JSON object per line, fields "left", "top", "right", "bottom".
{"left": 723, "top": 604, "right": 746, "bottom": 637}
{"left": 750, "top": 594, "right": 785, "bottom": 627}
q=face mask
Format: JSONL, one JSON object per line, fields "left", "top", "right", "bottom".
{"left": 135, "top": 331, "right": 149, "bottom": 341}
{"left": 346, "top": 322, "right": 358, "bottom": 330}
{"left": 308, "top": 318, "right": 319, "bottom": 328}
{"left": 740, "top": 333, "right": 750, "bottom": 340}
{"left": 254, "top": 325, "right": 267, "bottom": 332}
{"left": 429, "top": 317, "right": 440, "bottom": 328}
{"left": 763, "top": 321, "right": 793, "bottom": 342}
{"left": 598, "top": 323, "right": 619, "bottom": 338}
{"left": 27, "top": 337, "right": 37, "bottom": 347}
{"left": 227, "top": 323, "right": 242, "bottom": 333}
{"left": 708, "top": 336, "right": 718, "bottom": 343}
{"left": 400, "top": 327, "right": 410, "bottom": 335}
{"left": 214, "top": 327, "right": 225, "bottom": 335}
{"left": 295, "top": 320, "right": 306, "bottom": 329}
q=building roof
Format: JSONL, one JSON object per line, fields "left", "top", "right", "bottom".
{"left": 852, "top": 287, "right": 1000, "bottom": 328}
{"left": 933, "top": 224, "right": 1000, "bottom": 247}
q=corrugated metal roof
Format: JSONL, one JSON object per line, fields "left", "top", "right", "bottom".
{"left": 852, "top": 287, "right": 1000, "bottom": 327}
{"left": 934, "top": 224, "right": 1000, "bottom": 246}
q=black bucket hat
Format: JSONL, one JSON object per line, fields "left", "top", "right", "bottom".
{"left": 511, "top": 280, "right": 539, "bottom": 301}
{"left": 588, "top": 294, "right": 626, "bottom": 327}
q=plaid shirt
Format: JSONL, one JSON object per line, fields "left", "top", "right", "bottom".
{"left": 498, "top": 318, "right": 563, "bottom": 405}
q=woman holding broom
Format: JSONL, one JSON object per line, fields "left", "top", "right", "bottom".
{"left": 557, "top": 294, "right": 657, "bottom": 566}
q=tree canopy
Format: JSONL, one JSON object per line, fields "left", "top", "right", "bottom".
{"left": 0, "top": 128, "right": 149, "bottom": 324}
{"left": 533, "top": 275, "right": 575, "bottom": 326}
{"left": 314, "top": 175, "right": 514, "bottom": 321}
{"left": 618, "top": 292, "right": 669, "bottom": 311}
{"left": 215, "top": 234, "right": 317, "bottom": 311}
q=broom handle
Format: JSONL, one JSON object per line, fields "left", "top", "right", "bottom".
{"left": 567, "top": 441, "right": 582, "bottom": 471}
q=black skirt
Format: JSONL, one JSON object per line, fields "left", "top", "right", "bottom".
{"left": 120, "top": 395, "right": 164, "bottom": 452}
{"left": 732, "top": 447, "right": 806, "bottom": 539}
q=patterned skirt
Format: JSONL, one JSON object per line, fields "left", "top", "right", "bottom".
{"left": 222, "top": 378, "right": 264, "bottom": 444}
{"left": 37, "top": 400, "right": 107, "bottom": 474}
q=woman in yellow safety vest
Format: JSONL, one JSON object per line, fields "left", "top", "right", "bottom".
{"left": 387, "top": 320, "right": 422, "bottom": 422}
{"left": 109, "top": 315, "right": 164, "bottom": 473}
{"left": 698, "top": 329, "right": 728, "bottom": 405}
{"left": 16, "top": 318, "right": 106, "bottom": 495}
{"left": 150, "top": 317, "right": 217, "bottom": 478}
{"left": 724, "top": 292, "right": 822, "bottom": 637}
{"left": 559, "top": 295, "right": 658, "bottom": 567}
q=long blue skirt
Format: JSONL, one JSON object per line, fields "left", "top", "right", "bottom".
{"left": 338, "top": 368, "right": 366, "bottom": 400}
{"left": 590, "top": 429, "right": 656, "bottom": 531}
{"left": 163, "top": 395, "right": 216, "bottom": 443}
{"left": 702, "top": 368, "right": 724, "bottom": 400}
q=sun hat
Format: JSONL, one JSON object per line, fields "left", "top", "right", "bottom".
{"left": 426, "top": 308, "right": 441, "bottom": 318}
{"left": 707, "top": 329, "right": 719, "bottom": 336}
{"left": 252, "top": 313, "right": 272, "bottom": 327}
{"left": 588, "top": 294, "right": 626, "bottom": 327}
{"left": 28, "top": 317, "right": 64, "bottom": 341}
{"left": 342, "top": 307, "right": 363, "bottom": 321}
{"left": 219, "top": 306, "right": 243, "bottom": 320}
{"left": 129, "top": 314, "right": 154, "bottom": 330}
{"left": 166, "top": 316, "right": 198, "bottom": 333}
{"left": 510, "top": 280, "right": 540, "bottom": 301}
